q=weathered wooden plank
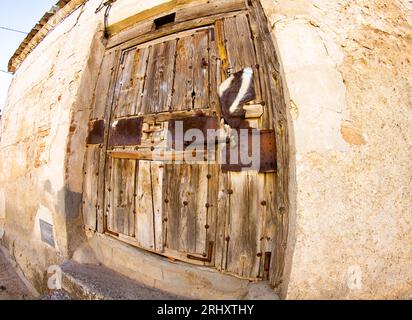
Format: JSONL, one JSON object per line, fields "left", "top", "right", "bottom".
{"left": 151, "top": 161, "right": 164, "bottom": 252}
{"left": 195, "top": 164, "right": 209, "bottom": 254}
{"left": 92, "top": 51, "right": 118, "bottom": 119}
{"left": 214, "top": 19, "right": 229, "bottom": 79}
{"left": 172, "top": 35, "right": 194, "bottom": 111}
{"left": 260, "top": 172, "right": 277, "bottom": 278}
{"left": 223, "top": 13, "right": 261, "bottom": 102}
{"left": 105, "top": 156, "right": 115, "bottom": 232}
{"left": 108, "top": 149, "right": 208, "bottom": 161}
{"left": 163, "top": 164, "right": 185, "bottom": 250}
{"left": 205, "top": 163, "right": 219, "bottom": 266}
{"left": 108, "top": 19, "right": 154, "bottom": 51}
{"left": 135, "top": 160, "right": 155, "bottom": 250}
{"left": 175, "top": 0, "right": 246, "bottom": 23}
{"left": 133, "top": 47, "right": 150, "bottom": 115}
{"left": 82, "top": 145, "right": 100, "bottom": 231}
{"left": 247, "top": 11, "right": 271, "bottom": 129}
{"left": 158, "top": 40, "right": 177, "bottom": 112}
{"left": 247, "top": 0, "right": 289, "bottom": 287}
{"left": 236, "top": 13, "right": 262, "bottom": 104}
{"left": 208, "top": 27, "right": 221, "bottom": 115}
{"left": 108, "top": 158, "right": 136, "bottom": 236}
{"left": 112, "top": 50, "right": 136, "bottom": 118}
{"left": 141, "top": 40, "right": 177, "bottom": 114}
{"left": 141, "top": 45, "right": 159, "bottom": 114}
{"left": 215, "top": 171, "right": 230, "bottom": 270}
{"left": 248, "top": 172, "right": 266, "bottom": 278}
{"left": 192, "top": 30, "right": 210, "bottom": 109}
{"left": 97, "top": 49, "right": 122, "bottom": 234}
{"left": 224, "top": 171, "right": 262, "bottom": 279}
{"left": 164, "top": 164, "right": 209, "bottom": 255}
{"left": 108, "top": 11, "right": 244, "bottom": 50}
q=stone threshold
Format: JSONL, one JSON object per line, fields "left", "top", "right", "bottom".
{"left": 73, "top": 233, "right": 279, "bottom": 300}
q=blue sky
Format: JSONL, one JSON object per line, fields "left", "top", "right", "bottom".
{"left": 0, "top": 0, "right": 57, "bottom": 114}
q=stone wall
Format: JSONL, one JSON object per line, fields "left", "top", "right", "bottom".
{"left": 260, "top": 0, "right": 412, "bottom": 299}
{"left": 0, "top": 0, "right": 411, "bottom": 298}
{"left": 0, "top": 0, "right": 105, "bottom": 292}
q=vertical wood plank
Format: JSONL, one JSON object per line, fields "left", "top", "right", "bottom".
{"left": 141, "top": 45, "right": 160, "bottom": 114}
{"left": 214, "top": 19, "right": 229, "bottom": 79}
{"left": 135, "top": 160, "right": 155, "bottom": 250}
{"left": 151, "top": 161, "right": 164, "bottom": 252}
{"left": 194, "top": 164, "right": 209, "bottom": 254}
{"left": 105, "top": 156, "right": 114, "bottom": 232}
{"left": 92, "top": 51, "right": 118, "bottom": 119}
{"left": 208, "top": 27, "right": 221, "bottom": 115}
{"left": 158, "top": 40, "right": 178, "bottom": 113}
{"left": 164, "top": 164, "right": 209, "bottom": 255}
{"left": 260, "top": 172, "right": 277, "bottom": 277}
{"left": 171, "top": 35, "right": 194, "bottom": 111}
{"left": 206, "top": 163, "right": 219, "bottom": 266}
{"left": 216, "top": 171, "right": 230, "bottom": 270}
{"left": 109, "top": 158, "right": 136, "bottom": 236}
{"left": 82, "top": 145, "right": 100, "bottom": 230}
{"left": 164, "top": 164, "right": 186, "bottom": 250}
{"left": 112, "top": 50, "right": 136, "bottom": 118}
{"left": 248, "top": 172, "right": 266, "bottom": 278}
{"left": 133, "top": 47, "right": 150, "bottom": 115}
{"left": 224, "top": 171, "right": 262, "bottom": 278}
{"left": 97, "top": 49, "right": 121, "bottom": 234}
{"left": 223, "top": 13, "right": 261, "bottom": 101}
{"left": 193, "top": 30, "right": 210, "bottom": 109}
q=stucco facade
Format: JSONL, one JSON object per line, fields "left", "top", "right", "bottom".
{"left": 0, "top": 0, "right": 411, "bottom": 299}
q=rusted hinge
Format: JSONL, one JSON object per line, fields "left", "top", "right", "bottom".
{"left": 187, "top": 241, "right": 214, "bottom": 263}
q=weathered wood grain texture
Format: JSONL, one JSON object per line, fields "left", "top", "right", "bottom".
{"left": 224, "top": 172, "right": 263, "bottom": 279}
{"left": 172, "top": 35, "right": 195, "bottom": 111}
{"left": 92, "top": 51, "right": 118, "bottom": 119}
{"left": 223, "top": 13, "right": 261, "bottom": 102}
{"left": 107, "top": 0, "right": 246, "bottom": 47}
{"left": 164, "top": 164, "right": 209, "bottom": 255}
{"left": 133, "top": 47, "right": 150, "bottom": 115}
{"left": 172, "top": 29, "right": 211, "bottom": 111}
{"left": 108, "top": 158, "right": 136, "bottom": 236}
{"left": 208, "top": 27, "right": 221, "bottom": 115}
{"left": 158, "top": 40, "right": 178, "bottom": 113}
{"left": 206, "top": 163, "right": 220, "bottom": 267}
{"left": 214, "top": 19, "right": 229, "bottom": 79}
{"left": 175, "top": 0, "right": 246, "bottom": 23}
{"left": 151, "top": 161, "right": 164, "bottom": 252}
{"left": 192, "top": 30, "right": 210, "bottom": 109}
{"left": 135, "top": 160, "right": 155, "bottom": 249}
{"left": 109, "top": 11, "right": 243, "bottom": 51}
{"left": 111, "top": 50, "right": 135, "bottom": 118}
{"left": 247, "top": 0, "right": 290, "bottom": 288}
{"left": 141, "top": 40, "right": 177, "bottom": 113}
{"left": 105, "top": 157, "right": 114, "bottom": 232}
{"left": 96, "top": 49, "right": 122, "bottom": 234}
{"left": 82, "top": 145, "right": 100, "bottom": 231}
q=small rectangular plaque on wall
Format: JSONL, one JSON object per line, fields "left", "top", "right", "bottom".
{"left": 39, "top": 219, "right": 55, "bottom": 248}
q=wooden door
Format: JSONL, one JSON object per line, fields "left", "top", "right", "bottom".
{"left": 83, "top": 9, "right": 278, "bottom": 280}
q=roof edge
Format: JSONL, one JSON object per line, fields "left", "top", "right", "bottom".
{"left": 8, "top": 0, "right": 87, "bottom": 73}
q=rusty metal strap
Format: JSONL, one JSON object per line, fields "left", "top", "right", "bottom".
{"left": 108, "top": 117, "right": 143, "bottom": 147}
{"left": 86, "top": 119, "right": 105, "bottom": 144}
{"left": 221, "top": 129, "right": 277, "bottom": 173}
{"left": 168, "top": 116, "right": 219, "bottom": 150}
